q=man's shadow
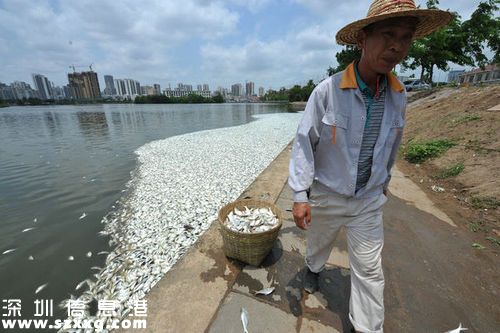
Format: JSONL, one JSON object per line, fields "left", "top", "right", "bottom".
{"left": 286, "top": 266, "right": 354, "bottom": 332}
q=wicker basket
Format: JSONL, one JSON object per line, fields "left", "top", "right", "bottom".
{"left": 218, "top": 199, "right": 283, "bottom": 266}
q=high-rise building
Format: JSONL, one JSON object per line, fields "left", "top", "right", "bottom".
{"left": 68, "top": 71, "right": 101, "bottom": 100}
{"left": 197, "top": 84, "right": 203, "bottom": 91}
{"left": 153, "top": 84, "right": 161, "bottom": 95}
{"left": 114, "top": 79, "right": 141, "bottom": 97}
{"left": 258, "top": 87, "right": 264, "bottom": 97}
{"left": 51, "top": 86, "right": 66, "bottom": 100}
{"left": 11, "top": 81, "right": 37, "bottom": 99}
{"left": 0, "top": 82, "right": 15, "bottom": 100}
{"left": 202, "top": 84, "right": 209, "bottom": 92}
{"left": 231, "top": 83, "right": 242, "bottom": 97}
{"left": 141, "top": 86, "right": 156, "bottom": 95}
{"left": 104, "top": 75, "right": 116, "bottom": 95}
{"left": 63, "top": 85, "right": 73, "bottom": 99}
{"left": 245, "top": 81, "right": 255, "bottom": 97}
{"left": 32, "top": 74, "right": 53, "bottom": 100}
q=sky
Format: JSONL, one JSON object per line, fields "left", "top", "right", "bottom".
{"left": 0, "top": 0, "right": 490, "bottom": 91}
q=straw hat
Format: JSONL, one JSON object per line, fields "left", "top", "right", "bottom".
{"left": 336, "top": 0, "right": 453, "bottom": 45}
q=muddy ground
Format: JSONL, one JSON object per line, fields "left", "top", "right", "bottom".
{"left": 400, "top": 84, "right": 500, "bottom": 250}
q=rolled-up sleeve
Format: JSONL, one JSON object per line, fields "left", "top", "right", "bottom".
{"left": 288, "top": 88, "right": 327, "bottom": 202}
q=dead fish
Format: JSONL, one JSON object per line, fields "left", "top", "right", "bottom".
{"left": 240, "top": 307, "right": 249, "bottom": 333}
{"left": 446, "top": 323, "right": 468, "bottom": 333}
{"left": 90, "top": 266, "right": 102, "bottom": 271}
{"left": 86, "top": 251, "right": 92, "bottom": 258}
{"left": 98, "top": 251, "right": 109, "bottom": 255}
{"left": 2, "top": 249, "right": 16, "bottom": 255}
{"left": 28, "top": 255, "right": 34, "bottom": 261}
{"left": 75, "top": 279, "right": 92, "bottom": 291}
{"left": 68, "top": 256, "right": 74, "bottom": 261}
{"left": 79, "top": 213, "right": 87, "bottom": 220}
{"left": 255, "top": 287, "right": 275, "bottom": 295}
{"left": 22, "top": 227, "right": 36, "bottom": 233}
{"left": 35, "top": 283, "right": 48, "bottom": 294}
{"left": 33, "top": 217, "right": 37, "bottom": 223}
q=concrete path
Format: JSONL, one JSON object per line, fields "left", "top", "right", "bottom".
{"left": 121, "top": 143, "right": 499, "bottom": 333}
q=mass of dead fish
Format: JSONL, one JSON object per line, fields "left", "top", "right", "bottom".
{"left": 56, "top": 114, "right": 302, "bottom": 332}
{"left": 225, "top": 206, "right": 278, "bottom": 233}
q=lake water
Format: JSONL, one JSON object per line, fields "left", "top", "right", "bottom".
{"left": 0, "top": 103, "right": 292, "bottom": 323}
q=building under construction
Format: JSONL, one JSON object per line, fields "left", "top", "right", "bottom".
{"left": 67, "top": 71, "right": 101, "bottom": 100}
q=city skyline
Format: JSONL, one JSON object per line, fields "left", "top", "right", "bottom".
{"left": 0, "top": 0, "right": 487, "bottom": 90}
{"left": 0, "top": 69, "right": 268, "bottom": 101}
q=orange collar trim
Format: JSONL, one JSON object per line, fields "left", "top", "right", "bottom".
{"left": 339, "top": 61, "right": 404, "bottom": 93}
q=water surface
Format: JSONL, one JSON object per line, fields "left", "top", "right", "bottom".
{"left": 0, "top": 103, "right": 290, "bottom": 321}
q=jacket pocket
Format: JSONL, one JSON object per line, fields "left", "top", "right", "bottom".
{"left": 321, "top": 112, "right": 348, "bottom": 145}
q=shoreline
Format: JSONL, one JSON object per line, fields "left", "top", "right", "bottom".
{"left": 60, "top": 113, "right": 302, "bottom": 327}
{"left": 119, "top": 140, "right": 294, "bottom": 333}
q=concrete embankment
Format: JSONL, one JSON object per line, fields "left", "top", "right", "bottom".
{"left": 121, "top": 139, "right": 499, "bottom": 332}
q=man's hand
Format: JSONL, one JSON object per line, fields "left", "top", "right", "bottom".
{"left": 292, "top": 202, "right": 311, "bottom": 230}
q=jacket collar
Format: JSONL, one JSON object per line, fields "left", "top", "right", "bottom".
{"left": 339, "top": 61, "right": 404, "bottom": 93}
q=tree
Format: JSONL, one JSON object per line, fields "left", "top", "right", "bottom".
{"left": 403, "top": 0, "right": 473, "bottom": 83}
{"left": 403, "top": 0, "right": 499, "bottom": 83}
{"left": 212, "top": 92, "right": 224, "bottom": 103}
{"left": 461, "top": 0, "right": 500, "bottom": 66}
{"left": 327, "top": 46, "right": 361, "bottom": 76}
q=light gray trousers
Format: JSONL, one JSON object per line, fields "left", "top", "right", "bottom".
{"left": 306, "top": 181, "right": 387, "bottom": 333}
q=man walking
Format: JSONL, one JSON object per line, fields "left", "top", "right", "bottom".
{"left": 288, "top": 1, "right": 452, "bottom": 332}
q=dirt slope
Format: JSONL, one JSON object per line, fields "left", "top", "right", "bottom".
{"left": 398, "top": 84, "right": 500, "bottom": 243}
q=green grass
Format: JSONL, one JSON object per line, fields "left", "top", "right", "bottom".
{"left": 433, "top": 163, "right": 465, "bottom": 179}
{"left": 404, "top": 139, "right": 456, "bottom": 164}
{"left": 450, "top": 115, "right": 481, "bottom": 127}
{"left": 470, "top": 196, "right": 500, "bottom": 209}
{"left": 468, "top": 220, "right": 485, "bottom": 232}
{"left": 486, "top": 236, "right": 500, "bottom": 247}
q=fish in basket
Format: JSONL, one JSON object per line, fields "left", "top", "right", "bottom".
{"left": 218, "top": 199, "right": 283, "bottom": 266}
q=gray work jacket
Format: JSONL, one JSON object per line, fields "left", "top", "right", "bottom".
{"left": 288, "top": 62, "right": 407, "bottom": 202}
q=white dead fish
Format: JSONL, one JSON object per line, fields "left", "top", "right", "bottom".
{"left": 33, "top": 217, "right": 37, "bottom": 223}
{"left": 255, "top": 287, "right": 275, "bottom": 295}
{"left": 79, "top": 213, "right": 87, "bottom": 220}
{"left": 240, "top": 307, "right": 249, "bottom": 333}
{"left": 35, "top": 283, "right": 48, "bottom": 294}
{"left": 97, "top": 251, "right": 109, "bottom": 255}
{"left": 225, "top": 207, "right": 278, "bottom": 234}
{"left": 446, "top": 323, "right": 468, "bottom": 333}
{"left": 68, "top": 256, "right": 74, "bottom": 261}
{"left": 75, "top": 279, "right": 92, "bottom": 291}
{"left": 2, "top": 249, "right": 16, "bottom": 255}
{"left": 28, "top": 255, "right": 34, "bottom": 261}
{"left": 22, "top": 227, "right": 35, "bottom": 233}
{"left": 431, "top": 185, "right": 445, "bottom": 193}
{"left": 86, "top": 251, "right": 92, "bottom": 258}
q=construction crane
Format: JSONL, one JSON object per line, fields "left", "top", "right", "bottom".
{"left": 69, "top": 63, "right": 94, "bottom": 72}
